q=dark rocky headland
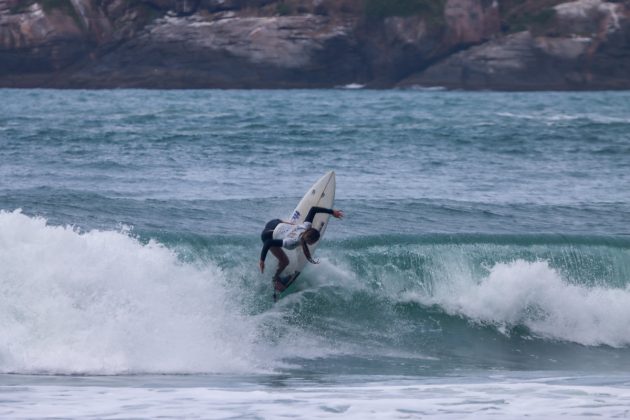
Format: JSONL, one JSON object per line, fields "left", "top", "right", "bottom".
{"left": 1, "top": 0, "right": 629, "bottom": 89}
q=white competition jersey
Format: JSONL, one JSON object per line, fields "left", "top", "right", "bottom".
{"left": 272, "top": 221, "right": 312, "bottom": 250}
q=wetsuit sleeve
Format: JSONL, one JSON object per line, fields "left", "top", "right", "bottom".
{"left": 283, "top": 237, "right": 300, "bottom": 249}
{"left": 305, "top": 206, "right": 334, "bottom": 223}
{"left": 260, "top": 239, "right": 283, "bottom": 261}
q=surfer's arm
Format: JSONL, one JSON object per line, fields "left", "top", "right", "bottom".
{"left": 305, "top": 206, "right": 344, "bottom": 223}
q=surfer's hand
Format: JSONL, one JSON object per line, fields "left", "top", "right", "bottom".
{"left": 259, "top": 260, "right": 265, "bottom": 273}
{"left": 333, "top": 209, "right": 344, "bottom": 219}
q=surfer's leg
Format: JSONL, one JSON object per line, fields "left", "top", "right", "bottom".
{"left": 270, "top": 247, "right": 289, "bottom": 278}
{"left": 270, "top": 247, "right": 289, "bottom": 291}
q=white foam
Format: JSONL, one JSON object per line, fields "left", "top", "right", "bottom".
{"left": 302, "top": 257, "right": 361, "bottom": 290}
{"left": 407, "top": 259, "right": 630, "bottom": 347}
{"left": 0, "top": 210, "right": 265, "bottom": 374}
{"left": 3, "top": 378, "right": 630, "bottom": 419}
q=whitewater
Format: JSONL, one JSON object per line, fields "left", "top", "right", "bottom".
{"left": 1, "top": 89, "right": 630, "bottom": 418}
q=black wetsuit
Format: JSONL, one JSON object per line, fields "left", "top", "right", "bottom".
{"left": 259, "top": 206, "right": 334, "bottom": 262}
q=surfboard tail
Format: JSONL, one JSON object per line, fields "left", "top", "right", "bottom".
{"left": 272, "top": 272, "right": 301, "bottom": 302}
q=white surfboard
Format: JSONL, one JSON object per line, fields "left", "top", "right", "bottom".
{"left": 276, "top": 171, "right": 336, "bottom": 295}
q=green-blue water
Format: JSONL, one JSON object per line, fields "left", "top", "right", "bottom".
{"left": 1, "top": 89, "right": 630, "bottom": 418}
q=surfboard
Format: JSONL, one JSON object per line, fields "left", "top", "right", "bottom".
{"left": 274, "top": 171, "right": 336, "bottom": 300}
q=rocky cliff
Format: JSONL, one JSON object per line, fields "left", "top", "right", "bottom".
{"left": 0, "top": 0, "right": 628, "bottom": 89}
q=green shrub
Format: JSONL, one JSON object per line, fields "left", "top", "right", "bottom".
{"left": 40, "top": 0, "right": 74, "bottom": 14}
{"left": 364, "top": 0, "right": 444, "bottom": 19}
{"left": 506, "top": 8, "right": 556, "bottom": 33}
{"left": 10, "top": 0, "right": 37, "bottom": 13}
{"left": 276, "top": 2, "right": 292, "bottom": 16}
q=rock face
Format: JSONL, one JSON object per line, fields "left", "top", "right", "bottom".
{"left": 0, "top": 2, "right": 86, "bottom": 74}
{"left": 443, "top": 0, "right": 500, "bottom": 47}
{"left": 0, "top": 0, "right": 629, "bottom": 89}
{"left": 400, "top": 0, "right": 630, "bottom": 90}
{"left": 70, "top": 13, "right": 363, "bottom": 88}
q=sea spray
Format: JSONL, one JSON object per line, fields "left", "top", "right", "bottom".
{"left": 0, "top": 210, "right": 261, "bottom": 374}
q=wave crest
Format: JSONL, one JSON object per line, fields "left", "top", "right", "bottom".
{"left": 408, "top": 259, "right": 630, "bottom": 347}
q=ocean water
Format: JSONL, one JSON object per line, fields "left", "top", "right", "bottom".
{"left": 1, "top": 89, "right": 630, "bottom": 418}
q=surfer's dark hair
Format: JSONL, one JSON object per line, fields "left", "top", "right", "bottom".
{"left": 301, "top": 228, "right": 320, "bottom": 264}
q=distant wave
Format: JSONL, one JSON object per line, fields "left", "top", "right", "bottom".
{"left": 405, "top": 85, "right": 447, "bottom": 91}
{"left": 336, "top": 83, "right": 366, "bottom": 90}
{"left": 496, "top": 111, "right": 630, "bottom": 125}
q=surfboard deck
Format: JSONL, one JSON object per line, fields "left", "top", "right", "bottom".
{"left": 273, "top": 171, "right": 336, "bottom": 301}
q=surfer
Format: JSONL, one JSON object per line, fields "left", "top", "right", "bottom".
{"left": 259, "top": 206, "right": 344, "bottom": 291}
